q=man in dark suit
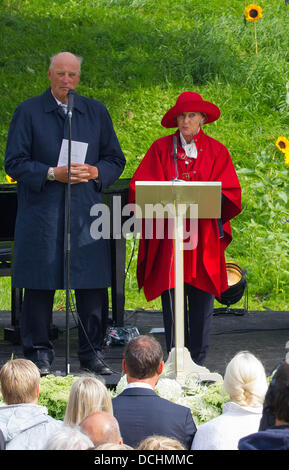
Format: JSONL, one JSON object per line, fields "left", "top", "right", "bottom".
{"left": 112, "top": 335, "right": 197, "bottom": 449}
{"left": 5, "top": 52, "right": 126, "bottom": 376}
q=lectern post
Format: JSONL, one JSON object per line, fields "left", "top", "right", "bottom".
{"left": 173, "top": 200, "right": 198, "bottom": 381}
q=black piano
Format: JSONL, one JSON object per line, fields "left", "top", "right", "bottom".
{"left": 0, "top": 179, "right": 130, "bottom": 343}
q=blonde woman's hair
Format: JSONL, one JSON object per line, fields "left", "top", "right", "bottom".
{"left": 64, "top": 375, "right": 113, "bottom": 425}
{"left": 0, "top": 359, "right": 40, "bottom": 404}
{"left": 223, "top": 351, "right": 268, "bottom": 407}
{"left": 138, "top": 435, "right": 186, "bottom": 450}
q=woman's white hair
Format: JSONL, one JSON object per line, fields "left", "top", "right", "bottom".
{"left": 45, "top": 425, "right": 94, "bottom": 450}
{"left": 223, "top": 351, "right": 268, "bottom": 407}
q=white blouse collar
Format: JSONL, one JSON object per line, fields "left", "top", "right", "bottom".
{"left": 180, "top": 131, "right": 199, "bottom": 159}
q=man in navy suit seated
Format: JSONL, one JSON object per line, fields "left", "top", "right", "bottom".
{"left": 112, "top": 335, "right": 197, "bottom": 449}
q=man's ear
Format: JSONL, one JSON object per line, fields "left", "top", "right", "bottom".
{"left": 122, "top": 359, "right": 127, "bottom": 374}
{"left": 158, "top": 360, "right": 164, "bottom": 375}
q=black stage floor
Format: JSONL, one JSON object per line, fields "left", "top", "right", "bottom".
{"left": 0, "top": 308, "right": 289, "bottom": 386}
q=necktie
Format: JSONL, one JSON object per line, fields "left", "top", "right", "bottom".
{"left": 59, "top": 103, "right": 68, "bottom": 114}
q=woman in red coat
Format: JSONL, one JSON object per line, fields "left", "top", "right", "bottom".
{"left": 129, "top": 91, "right": 241, "bottom": 365}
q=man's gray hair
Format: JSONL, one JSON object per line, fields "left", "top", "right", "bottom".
{"left": 49, "top": 52, "right": 83, "bottom": 71}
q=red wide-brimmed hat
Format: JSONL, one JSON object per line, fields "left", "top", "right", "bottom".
{"left": 161, "top": 91, "right": 221, "bottom": 128}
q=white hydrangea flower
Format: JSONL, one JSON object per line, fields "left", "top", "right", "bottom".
{"left": 155, "top": 378, "right": 183, "bottom": 402}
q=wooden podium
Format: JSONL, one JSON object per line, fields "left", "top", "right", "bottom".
{"left": 135, "top": 180, "right": 222, "bottom": 383}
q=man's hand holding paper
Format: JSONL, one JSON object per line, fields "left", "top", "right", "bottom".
{"left": 54, "top": 162, "right": 98, "bottom": 184}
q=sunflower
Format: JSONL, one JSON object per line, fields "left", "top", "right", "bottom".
{"left": 5, "top": 174, "right": 17, "bottom": 184}
{"left": 245, "top": 4, "right": 263, "bottom": 22}
{"left": 275, "top": 136, "right": 289, "bottom": 154}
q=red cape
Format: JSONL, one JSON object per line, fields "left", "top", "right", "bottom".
{"left": 129, "top": 129, "right": 241, "bottom": 301}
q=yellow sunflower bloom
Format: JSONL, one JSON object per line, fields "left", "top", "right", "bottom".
{"left": 275, "top": 136, "right": 289, "bottom": 154}
{"left": 245, "top": 4, "right": 263, "bottom": 22}
{"left": 5, "top": 174, "right": 17, "bottom": 184}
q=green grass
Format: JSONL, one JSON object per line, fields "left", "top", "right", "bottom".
{"left": 1, "top": 0, "right": 289, "bottom": 312}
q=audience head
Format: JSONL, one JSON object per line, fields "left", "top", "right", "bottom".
{"left": 0, "top": 359, "right": 40, "bottom": 405}
{"left": 64, "top": 375, "right": 113, "bottom": 425}
{"left": 138, "top": 435, "right": 186, "bottom": 450}
{"left": 123, "top": 335, "right": 164, "bottom": 380}
{"left": 45, "top": 425, "right": 94, "bottom": 450}
{"left": 94, "top": 442, "right": 134, "bottom": 450}
{"left": 269, "top": 361, "right": 289, "bottom": 425}
{"left": 223, "top": 351, "right": 267, "bottom": 407}
{"left": 80, "top": 411, "right": 122, "bottom": 446}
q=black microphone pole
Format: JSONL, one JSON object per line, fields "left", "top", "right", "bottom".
{"left": 172, "top": 135, "right": 182, "bottom": 181}
{"left": 65, "top": 88, "right": 75, "bottom": 375}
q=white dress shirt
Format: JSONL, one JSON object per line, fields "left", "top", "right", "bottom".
{"left": 125, "top": 382, "right": 154, "bottom": 390}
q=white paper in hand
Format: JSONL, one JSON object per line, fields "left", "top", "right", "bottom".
{"left": 57, "top": 139, "right": 88, "bottom": 166}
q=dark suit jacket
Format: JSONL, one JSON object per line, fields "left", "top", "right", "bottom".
{"left": 112, "top": 387, "right": 197, "bottom": 449}
{"left": 238, "top": 425, "right": 289, "bottom": 450}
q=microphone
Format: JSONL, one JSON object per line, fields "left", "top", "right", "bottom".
{"left": 67, "top": 89, "right": 75, "bottom": 118}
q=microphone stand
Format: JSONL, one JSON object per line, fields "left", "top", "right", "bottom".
{"left": 172, "top": 135, "right": 182, "bottom": 182}
{"left": 65, "top": 92, "right": 74, "bottom": 376}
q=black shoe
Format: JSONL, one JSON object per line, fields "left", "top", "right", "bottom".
{"left": 35, "top": 360, "right": 51, "bottom": 376}
{"left": 80, "top": 357, "right": 112, "bottom": 375}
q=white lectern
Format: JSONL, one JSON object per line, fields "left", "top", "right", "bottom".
{"left": 135, "top": 180, "right": 223, "bottom": 383}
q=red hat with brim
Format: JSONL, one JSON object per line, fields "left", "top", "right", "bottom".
{"left": 161, "top": 91, "right": 221, "bottom": 128}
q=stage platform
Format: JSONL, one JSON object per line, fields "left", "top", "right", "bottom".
{"left": 0, "top": 308, "right": 289, "bottom": 387}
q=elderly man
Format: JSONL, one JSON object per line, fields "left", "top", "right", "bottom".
{"left": 5, "top": 52, "right": 126, "bottom": 376}
{"left": 112, "top": 335, "right": 197, "bottom": 449}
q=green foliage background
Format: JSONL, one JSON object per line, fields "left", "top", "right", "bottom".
{"left": 0, "top": 0, "right": 289, "bottom": 312}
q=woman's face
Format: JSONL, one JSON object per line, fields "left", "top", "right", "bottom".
{"left": 176, "top": 112, "right": 204, "bottom": 142}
